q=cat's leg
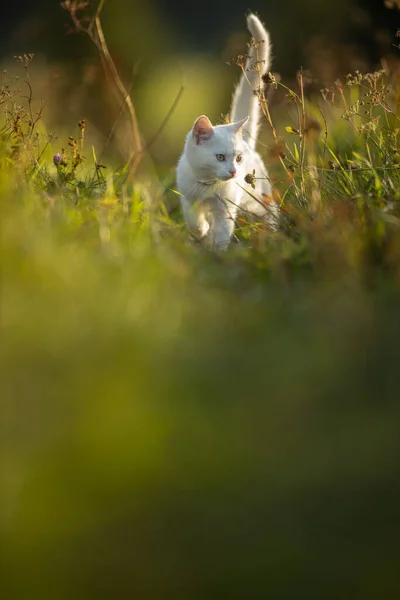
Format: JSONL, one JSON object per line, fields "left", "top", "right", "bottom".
{"left": 208, "top": 201, "right": 237, "bottom": 250}
{"left": 181, "top": 197, "right": 210, "bottom": 240}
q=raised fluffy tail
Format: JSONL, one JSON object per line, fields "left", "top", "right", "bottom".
{"left": 230, "top": 14, "right": 271, "bottom": 150}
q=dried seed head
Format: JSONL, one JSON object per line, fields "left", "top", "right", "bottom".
{"left": 233, "top": 54, "right": 247, "bottom": 69}
{"left": 244, "top": 170, "right": 256, "bottom": 189}
{"left": 262, "top": 71, "right": 276, "bottom": 85}
{"left": 53, "top": 153, "right": 63, "bottom": 166}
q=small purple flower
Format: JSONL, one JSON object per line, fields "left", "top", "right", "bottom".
{"left": 53, "top": 153, "right": 63, "bottom": 166}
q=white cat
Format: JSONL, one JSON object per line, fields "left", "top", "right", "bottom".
{"left": 176, "top": 13, "right": 277, "bottom": 250}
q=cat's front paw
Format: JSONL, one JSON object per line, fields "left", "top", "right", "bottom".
{"left": 186, "top": 219, "right": 210, "bottom": 240}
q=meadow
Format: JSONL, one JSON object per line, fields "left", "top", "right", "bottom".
{"left": 1, "top": 3, "right": 400, "bottom": 598}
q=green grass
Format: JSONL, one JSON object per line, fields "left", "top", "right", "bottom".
{"left": 1, "top": 54, "right": 400, "bottom": 599}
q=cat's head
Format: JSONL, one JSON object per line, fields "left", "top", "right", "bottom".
{"left": 184, "top": 115, "right": 248, "bottom": 182}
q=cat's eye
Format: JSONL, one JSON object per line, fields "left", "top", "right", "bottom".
{"left": 236, "top": 154, "right": 243, "bottom": 163}
{"left": 216, "top": 154, "right": 226, "bottom": 161}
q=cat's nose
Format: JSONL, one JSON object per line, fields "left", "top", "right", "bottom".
{"left": 230, "top": 170, "right": 237, "bottom": 177}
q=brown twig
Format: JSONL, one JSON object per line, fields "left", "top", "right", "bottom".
{"left": 93, "top": 13, "right": 142, "bottom": 159}
{"left": 61, "top": 0, "right": 143, "bottom": 177}
{"left": 298, "top": 67, "right": 307, "bottom": 197}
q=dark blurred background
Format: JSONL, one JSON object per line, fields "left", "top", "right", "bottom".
{"left": 1, "top": 0, "right": 398, "bottom": 73}
{"left": 1, "top": 0, "right": 398, "bottom": 165}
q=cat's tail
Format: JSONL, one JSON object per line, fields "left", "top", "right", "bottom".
{"left": 230, "top": 14, "right": 271, "bottom": 151}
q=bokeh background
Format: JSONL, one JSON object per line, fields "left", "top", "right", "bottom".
{"left": 0, "top": 0, "right": 398, "bottom": 166}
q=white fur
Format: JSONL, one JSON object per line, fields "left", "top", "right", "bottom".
{"left": 176, "top": 14, "right": 277, "bottom": 250}
{"left": 231, "top": 14, "right": 271, "bottom": 150}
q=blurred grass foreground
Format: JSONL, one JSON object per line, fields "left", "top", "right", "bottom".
{"left": 2, "top": 2, "right": 400, "bottom": 599}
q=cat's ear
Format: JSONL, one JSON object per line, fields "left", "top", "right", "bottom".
{"left": 230, "top": 117, "right": 249, "bottom": 133}
{"left": 192, "top": 115, "right": 214, "bottom": 144}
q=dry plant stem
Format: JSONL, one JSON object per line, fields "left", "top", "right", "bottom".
{"left": 92, "top": 4, "right": 184, "bottom": 181}
{"left": 80, "top": 126, "right": 85, "bottom": 151}
{"left": 298, "top": 68, "right": 306, "bottom": 192}
{"left": 20, "top": 56, "right": 46, "bottom": 143}
{"left": 223, "top": 195, "right": 264, "bottom": 221}
{"left": 317, "top": 105, "right": 329, "bottom": 165}
{"left": 320, "top": 166, "right": 400, "bottom": 173}
{"left": 141, "top": 82, "right": 185, "bottom": 153}
{"left": 239, "top": 57, "right": 293, "bottom": 188}
{"left": 36, "top": 134, "right": 56, "bottom": 164}
{"left": 63, "top": 1, "right": 143, "bottom": 176}
{"left": 260, "top": 93, "right": 290, "bottom": 179}
{"left": 236, "top": 182, "right": 275, "bottom": 214}
{"left": 250, "top": 41, "right": 278, "bottom": 141}
{"left": 300, "top": 69, "right": 321, "bottom": 210}
{"left": 238, "top": 55, "right": 277, "bottom": 141}
{"left": 99, "top": 80, "right": 135, "bottom": 163}
{"left": 21, "top": 61, "right": 46, "bottom": 167}
{"left": 264, "top": 77, "right": 305, "bottom": 187}
{"left": 23, "top": 63, "right": 34, "bottom": 138}
{"left": 338, "top": 85, "right": 359, "bottom": 135}
{"left": 93, "top": 15, "right": 142, "bottom": 167}
{"left": 124, "top": 68, "right": 184, "bottom": 181}
{"left": 315, "top": 104, "right": 329, "bottom": 197}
